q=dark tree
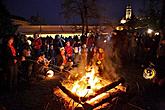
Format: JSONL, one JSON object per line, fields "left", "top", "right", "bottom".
{"left": 137, "top": 0, "right": 161, "bottom": 30}
{"left": 61, "top": 0, "right": 100, "bottom": 35}
{"left": 29, "top": 15, "right": 46, "bottom": 25}
{"left": 0, "top": 0, "right": 17, "bottom": 37}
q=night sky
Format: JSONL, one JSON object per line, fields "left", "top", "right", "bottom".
{"left": 3, "top": 0, "right": 145, "bottom": 24}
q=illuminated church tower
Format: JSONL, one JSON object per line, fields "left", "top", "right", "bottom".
{"left": 125, "top": 2, "right": 132, "bottom": 20}
{"left": 120, "top": 0, "right": 133, "bottom": 24}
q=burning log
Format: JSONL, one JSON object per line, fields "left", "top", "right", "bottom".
{"left": 57, "top": 82, "right": 82, "bottom": 104}
{"left": 80, "top": 77, "right": 125, "bottom": 102}
{"left": 82, "top": 90, "right": 125, "bottom": 110}
{"left": 95, "top": 77, "right": 125, "bottom": 94}
{"left": 55, "top": 77, "right": 126, "bottom": 110}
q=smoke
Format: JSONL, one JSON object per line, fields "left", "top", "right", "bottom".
{"left": 68, "top": 37, "right": 122, "bottom": 82}
{"left": 97, "top": 38, "right": 121, "bottom": 81}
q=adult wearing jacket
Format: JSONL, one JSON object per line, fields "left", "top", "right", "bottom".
{"left": 3, "top": 35, "right": 18, "bottom": 91}
{"left": 32, "top": 34, "right": 42, "bottom": 59}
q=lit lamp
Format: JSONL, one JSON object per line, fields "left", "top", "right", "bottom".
{"left": 46, "top": 70, "right": 54, "bottom": 78}
{"left": 155, "top": 32, "right": 160, "bottom": 35}
{"left": 147, "top": 29, "right": 153, "bottom": 34}
{"left": 116, "top": 26, "right": 124, "bottom": 31}
{"left": 120, "top": 19, "right": 126, "bottom": 24}
{"left": 143, "top": 67, "right": 156, "bottom": 80}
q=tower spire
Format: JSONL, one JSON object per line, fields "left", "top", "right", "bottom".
{"left": 128, "top": 0, "right": 131, "bottom": 4}
{"left": 125, "top": 0, "right": 132, "bottom": 20}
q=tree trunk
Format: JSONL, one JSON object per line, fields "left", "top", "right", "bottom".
{"left": 81, "top": 13, "right": 85, "bottom": 35}
{"left": 85, "top": 15, "right": 89, "bottom": 37}
{"left": 84, "top": 7, "right": 88, "bottom": 36}
{"left": 83, "top": 0, "right": 88, "bottom": 36}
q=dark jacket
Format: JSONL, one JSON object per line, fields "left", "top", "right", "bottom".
{"left": 56, "top": 54, "right": 63, "bottom": 66}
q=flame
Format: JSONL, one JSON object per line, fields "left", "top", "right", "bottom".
{"left": 54, "top": 65, "right": 126, "bottom": 109}
{"left": 70, "top": 67, "right": 108, "bottom": 97}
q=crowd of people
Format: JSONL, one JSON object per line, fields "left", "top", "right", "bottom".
{"left": 0, "top": 29, "right": 165, "bottom": 92}
{"left": 109, "top": 30, "right": 165, "bottom": 86}
{"left": 0, "top": 33, "right": 105, "bottom": 91}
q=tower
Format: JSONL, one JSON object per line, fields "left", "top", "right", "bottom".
{"left": 125, "top": 1, "right": 132, "bottom": 20}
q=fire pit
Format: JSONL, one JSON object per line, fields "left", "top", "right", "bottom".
{"left": 54, "top": 67, "right": 127, "bottom": 110}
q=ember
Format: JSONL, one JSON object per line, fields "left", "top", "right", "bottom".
{"left": 54, "top": 66, "right": 127, "bottom": 110}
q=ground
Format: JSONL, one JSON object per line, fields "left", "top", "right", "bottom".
{"left": 0, "top": 63, "right": 165, "bottom": 110}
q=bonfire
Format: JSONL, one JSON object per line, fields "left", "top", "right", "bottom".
{"left": 54, "top": 65, "right": 127, "bottom": 110}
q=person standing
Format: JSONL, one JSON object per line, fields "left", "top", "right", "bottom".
{"left": 96, "top": 48, "right": 105, "bottom": 74}
{"left": 3, "top": 35, "right": 18, "bottom": 91}
{"left": 32, "top": 33, "right": 42, "bottom": 59}
{"left": 65, "top": 41, "right": 73, "bottom": 62}
{"left": 48, "top": 45, "right": 55, "bottom": 64}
